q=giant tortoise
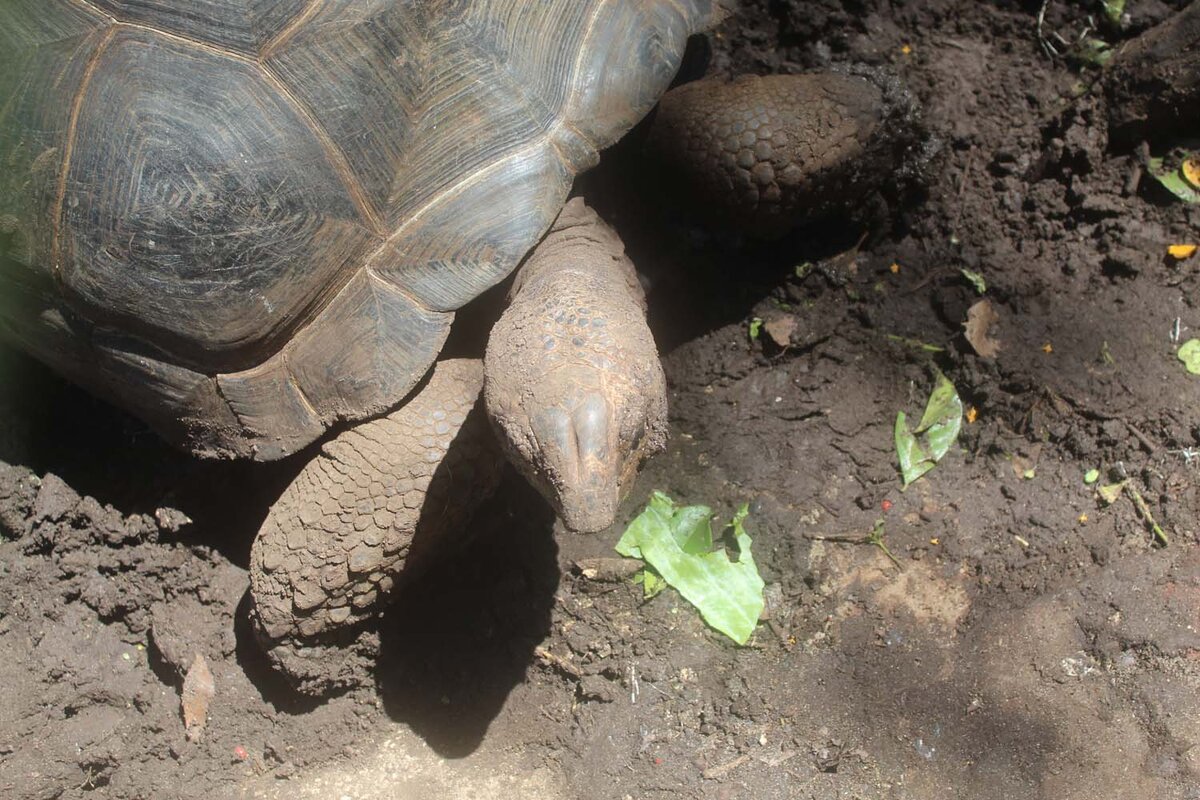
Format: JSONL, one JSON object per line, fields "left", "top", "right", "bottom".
{"left": 0, "top": 0, "right": 908, "bottom": 691}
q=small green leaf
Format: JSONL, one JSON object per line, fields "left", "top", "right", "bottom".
{"left": 1178, "top": 339, "right": 1200, "bottom": 375}
{"left": 1148, "top": 157, "right": 1200, "bottom": 204}
{"left": 885, "top": 334, "right": 946, "bottom": 353}
{"left": 616, "top": 493, "right": 764, "bottom": 645}
{"left": 1069, "top": 37, "right": 1113, "bottom": 68}
{"left": 633, "top": 569, "right": 667, "bottom": 599}
{"left": 748, "top": 317, "right": 763, "bottom": 341}
{"left": 673, "top": 504, "right": 714, "bottom": 555}
{"left": 1023, "top": 468, "right": 1036, "bottom": 480}
{"left": 1084, "top": 469, "right": 1100, "bottom": 484}
{"left": 616, "top": 493, "right": 709, "bottom": 554}
{"left": 1101, "top": 0, "right": 1125, "bottom": 25}
{"left": 960, "top": 268, "right": 987, "bottom": 294}
{"left": 896, "top": 373, "right": 963, "bottom": 488}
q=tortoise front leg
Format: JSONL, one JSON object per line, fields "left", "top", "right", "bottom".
{"left": 646, "top": 69, "right": 918, "bottom": 238}
{"left": 249, "top": 359, "right": 503, "bottom": 694}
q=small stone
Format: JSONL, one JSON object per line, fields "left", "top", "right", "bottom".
{"left": 154, "top": 506, "right": 193, "bottom": 533}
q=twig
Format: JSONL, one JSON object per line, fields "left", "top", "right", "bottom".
{"left": 1126, "top": 485, "right": 1169, "bottom": 546}
{"left": 867, "top": 520, "right": 903, "bottom": 569}
{"left": 805, "top": 520, "right": 903, "bottom": 570}
{"left": 702, "top": 753, "right": 752, "bottom": 780}
{"left": 1037, "top": 0, "right": 1059, "bottom": 57}
{"left": 1167, "top": 448, "right": 1199, "bottom": 467}
{"left": 946, "top": 147, "right": 977, "bottom": 233}
{"left": 1123, "top": 420, "right": 1158, "bottom": 455}
{"left": 534, "top": 646, "right": 581, "bottom": 679}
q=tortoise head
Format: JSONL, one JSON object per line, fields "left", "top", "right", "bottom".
{"left": 483, "top": 201, "right": 667, "bottom": 533}
{"left": 503, "top": 366, "right": 665, "bottom": 533}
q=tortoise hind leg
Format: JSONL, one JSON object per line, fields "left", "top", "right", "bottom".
{"left": 249, "top": 359, "right": 504, "bottom": 695}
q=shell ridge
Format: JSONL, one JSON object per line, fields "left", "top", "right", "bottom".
{"left": 366, "top": 131, "right": 553, "bottom": 268}
{"left": 566, "top": 0, "right": 610, "bottom": 151}
{"left": 65, "top": 0, "right": 114, "bottom": 24}
{"left": 259, "top": 0, "right": 324, "bottom": 61}
{"left": 257, "top": 59, "right": 386, "bottom": 235}
{"left": 50, "top": 25, "right": 116, "bottom": 286}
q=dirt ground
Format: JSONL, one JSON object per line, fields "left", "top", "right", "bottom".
{"left": 2, "top": 1, "right": 1199, "bottom": 798}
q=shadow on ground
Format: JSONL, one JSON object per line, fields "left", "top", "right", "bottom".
{"left": 377, "top": 473, "right": 560, "bottom": 757}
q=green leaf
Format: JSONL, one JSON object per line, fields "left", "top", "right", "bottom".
{"left": 1101, "top": 0, "right": 1125, "bottom": 24}
{"left": 960, "top": 268, "right": 987, "bottom": 294}
{"left": 617, "top": 492, "right": 715, "bottom": 558}
{"left": 895, "top": 412, "right": 935, "bottom": 487}
{"left": 632, "top": 569, "right": 667, "bottom": 599}
{"left": 673, "top": 504, "right": 715, "bottom": 554}
{"left": 1084, "top": 469, "right": 1100, "bottom": 485}
{"left": 1069, "top": 37, "right": 1113, "bottom": 68}
{"left": 895, "top": 373, "right": 964, "bottom": 488}
{"left": 1178, "top": 339, "right": 1200, "bottom": 375}
{"left": 1148, "top": 157, "right": 1200, "bottom": 204}
{"left": 885, "top": 334, "right": 946, "bottom": 353}
{"left": 617, "top": 493, "right": 764, "bottom": 645}
{"left": 748, "top": 318, "right": 763, "bottom": 341}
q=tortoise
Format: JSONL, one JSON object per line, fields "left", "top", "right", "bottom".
{"left": 0, "top": 1, "right": 909, "bottom": 692}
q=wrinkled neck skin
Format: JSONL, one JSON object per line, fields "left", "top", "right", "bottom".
{"left": 508, "top": 207, "right": 646, "bottom": 311}
{"left": 485, "top": 200, "right": 667, "bottom": 533}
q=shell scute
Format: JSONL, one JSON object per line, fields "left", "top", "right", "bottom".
{"left": 60, "top": 28, "right": 374, "bottom": 371}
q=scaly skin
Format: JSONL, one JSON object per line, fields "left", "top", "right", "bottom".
{"left": 249, "top": 359, "right": 503, "bottom": 694}
{"left": 485, "top": 199, "right": 667, "bottom": 533}
{"left": 647, "top": 70, "right": 918, "bottom": 237}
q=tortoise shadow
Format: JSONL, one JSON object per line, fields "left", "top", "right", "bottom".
{"left": 376, "top": 469, "right": 559, "bottom": 758}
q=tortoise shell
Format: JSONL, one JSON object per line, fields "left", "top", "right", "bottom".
{"left": 0, "top": 0, "right": 716, "bottom": 459}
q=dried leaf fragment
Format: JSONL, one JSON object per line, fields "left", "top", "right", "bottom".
{"left": 763, "top": 315, "right": 798, "bottom": 347}
{"left": 182, "top": 653, "right": 215, "bottom": 742}
{"left": 1148, "top": 157, "right": 1200, "bottom": 203}
{"left": 963, "top": 299, "right": 1001, "bottom": 358}
{"left": 1183, "top": 158, "right": 1200, "bottom": 189}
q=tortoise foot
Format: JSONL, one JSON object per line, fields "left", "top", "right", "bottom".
{"left": 648, "top": 69, "right": 922, "bottom": 238}
{"left": 248, "top": 359, "right": 503, "bottom": 694}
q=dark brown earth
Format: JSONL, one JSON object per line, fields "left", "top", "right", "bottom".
{"left": 2, "top": 1, "right": 1199, "bottom": 798}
